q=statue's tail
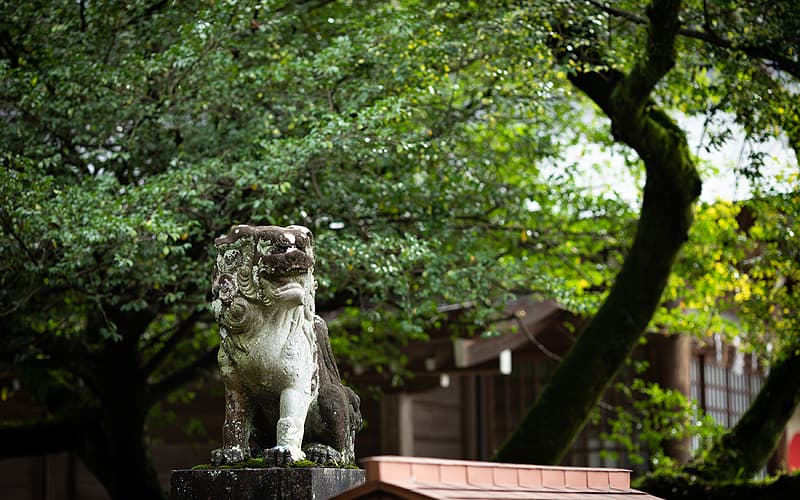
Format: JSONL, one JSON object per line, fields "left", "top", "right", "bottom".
{"left": 313, "top": 316, "right": 342, "bottom": 383}
{"left": 314, "top": 316, "right": 363, "bottom": 432}
{"left": 314, "top": 315, "right": 363, "bottom": 464}
{"left": 347, "top": 385, "right": 363, "bottom": 431}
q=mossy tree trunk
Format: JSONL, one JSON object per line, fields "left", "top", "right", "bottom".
{"left": 685, "top": 340, "right": 800, "bottom": 480}
{"left": 493, "top": 0, "right": 702, "bottom": 464}
{"left": 633, "top": 342, "right": 800, "bottom": 495}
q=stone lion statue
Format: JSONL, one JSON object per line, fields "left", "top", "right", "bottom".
{"left": 209, "top": 224, "right": 362, "bottom": 466}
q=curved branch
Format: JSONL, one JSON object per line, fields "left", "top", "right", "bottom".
{"left": 612, "top": 0, "right": 682, "bottom": 109}
{"left": 494, "top": 0, "right": 701, "bottom": 464}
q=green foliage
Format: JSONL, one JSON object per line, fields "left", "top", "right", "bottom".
{"left": 0, "top": 0, "right": 629, "bottom": 390}
{"left": 657, "top": 188, "right": 800, "bottom": 360}
{"left": 0, "top": 2, "right": 632, "bottom": 493}
{"left": 600, "top": 377, "right": 722, "bottom": 470}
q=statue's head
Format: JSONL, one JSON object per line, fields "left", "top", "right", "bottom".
{"left": 211, "top": 225, "right": 316, "bottom": 337}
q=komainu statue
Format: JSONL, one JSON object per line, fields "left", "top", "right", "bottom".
{"left": 209, "top": 224, "right": 362, "bottom": 467}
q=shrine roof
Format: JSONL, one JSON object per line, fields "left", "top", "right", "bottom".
{"left": 333, "top": 455, "right": 664, "bottom": 500}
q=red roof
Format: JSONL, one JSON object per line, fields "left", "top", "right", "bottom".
{"left": 333, "top": 456, "right": 664, "bottom": 500}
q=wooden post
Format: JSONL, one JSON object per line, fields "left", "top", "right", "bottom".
{"left": 380, "top": 394, "right": 414, "bottom": 456}
{"left": 648, "top": 333, "right": 692, "bottom": 464}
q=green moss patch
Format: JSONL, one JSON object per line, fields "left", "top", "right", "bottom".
{"left": 287, "top": 459, "right": 317, "bottom": 468}
{"left": 190, "top": 457, "right": 360, "bottom": 470}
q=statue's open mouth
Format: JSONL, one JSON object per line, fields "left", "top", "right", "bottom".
{"left": 275, "top": 282, "right": 304, "bottom": 294}
{"left": 270, "top": 274, "right": 308, "bottom": 304}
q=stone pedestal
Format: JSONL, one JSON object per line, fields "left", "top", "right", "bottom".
{"left": 170, "top": 467, "right": 365, "bottom": 500}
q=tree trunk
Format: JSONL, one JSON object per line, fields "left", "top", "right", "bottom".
{"left": 494, "top": 0, "right": 701, "bottom": 464}
{"left": 78, "top": 314, "right": 166, "bottom": 500}
{"left": 78, "top": 406, "right": 165, "bottom": 500}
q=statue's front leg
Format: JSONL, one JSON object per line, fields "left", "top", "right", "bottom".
{"left": 264, "top": 387, "right": 312, "bottom": 466}
{"left": 210, "top": 383, "right": 252, "bottom": 465}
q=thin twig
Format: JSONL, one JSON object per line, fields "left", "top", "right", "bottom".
{"left": 516, "top": 316, "right": 562, "bottom": 362}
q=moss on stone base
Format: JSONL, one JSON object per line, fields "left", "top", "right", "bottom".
{"left": 190, "top": 457, "right": 360, "bottom": 470}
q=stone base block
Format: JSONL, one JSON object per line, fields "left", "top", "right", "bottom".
{"left": 170, "top": 467, "right": 366, "bottom": 500}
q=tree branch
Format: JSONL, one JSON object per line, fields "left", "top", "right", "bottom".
{"left": 587, "top": 0, "right": 800, "bottom": 80}
{"left": 610, "top": 0, "right": 681, "bottom": 115}
{"left": 494, "top": 0, "right": 701, "bottom": 464}
{"left": 0, "top": 210, "right": 39, "bottom": 264}
{"left": 146, "top": 347, "right": 219, "bottom": 406}
{"left": 78, "top": 0, "right": 87, "bottom": 31}
{"left": 141, "top": 309, "right": 205, "bottom": 376}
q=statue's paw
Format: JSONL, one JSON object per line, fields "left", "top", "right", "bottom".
{"left": 264, "top": 446, "right": 305, "bottom": 467}
{"left": 210, "top": 446, "right": 247, "bottom": 466}
{"left": 303, "top": 443, "right": 343, "bottom": 466}
{"left": 249, "top": 444, "right": 263, "bottom": 458}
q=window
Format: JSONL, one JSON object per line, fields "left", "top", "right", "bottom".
{"left": 692, "top": 350, "right": 765, "bottom": 430}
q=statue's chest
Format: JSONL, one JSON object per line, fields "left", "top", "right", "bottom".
{"left": 231, "top": 325, "right": 314, "bottom": 391}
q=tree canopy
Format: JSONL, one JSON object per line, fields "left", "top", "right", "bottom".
{"left": 1, "top": 1, "right": 798, "bottom": 499}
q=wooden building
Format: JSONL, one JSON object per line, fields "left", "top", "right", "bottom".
{"left": 350, "top": 298, "right": 773, "bottom": 470}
